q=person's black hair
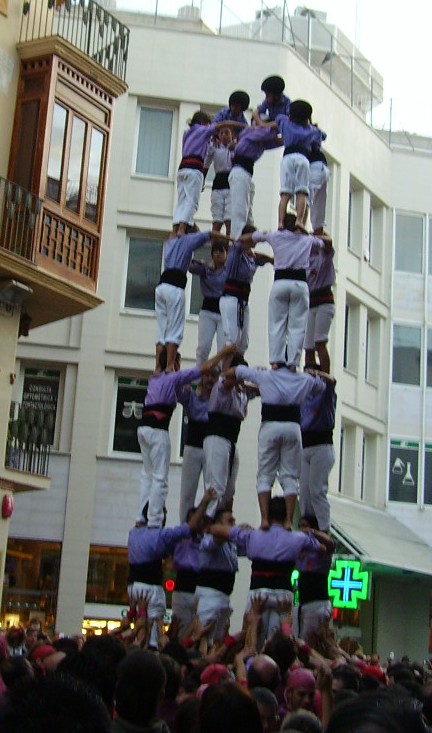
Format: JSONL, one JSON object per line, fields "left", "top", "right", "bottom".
{"left": 159, "top": 347, "right": 168, "bottom": 372}
{"left": 247, "top": 657, "right": 280, "bottom": 693}
{"left": 284, "top": 213, "right": 297, "bottom": 231}
{"left": 162, "top": 639, "right": 193, "bottom": 671}
{"left": 213, "top": 507, "right": 232, "bottom": 524}
{"left": 230, "top": 353, "right": 248, "bottom": 368}
{"left": 0, "top": 656, "right": 33, "bottom": 689}
{"left": 282, "top": 711, "right": 322, "bottom": 733}
{"left": 250, "top": 686, "right": 278, "bottom": 708}
{"left": 268, "top": 496, "right": 287, "bottom": 523}
{"left": 175, "top": 697, "right": 200, "bottom": 733}
{"left": 190, "top": 111, "right": 212, "bottom": 126}
{"left": 0, "top": 671, "right": 112, "bottom": 733}
{"left": 199, "top": 682, "right": 263, "bottom": 733}
{"left": 115, "top": 649, "right": 166, "bottom": 726}
{"left": 332, "top": 664, "right": 362, "bottom": 693}
{"left": 53, "top": 637, "right": 80, "bottom": 654}
{"left": 158, "top": 654, "right": 181, "bottom": 701}
{"left": 263, "top": 631, "right": 297, "bottom": 677}
{"left": 242, "top": 224, "right": 257, "bottom": 235}
{"left": 299, "top": 514, "right": 319, "bottom": 531}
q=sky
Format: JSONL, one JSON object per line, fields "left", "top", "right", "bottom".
{"left": 114, "top": 0, "right": 432, "bottom": 136}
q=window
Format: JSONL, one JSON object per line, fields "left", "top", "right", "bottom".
{"left": 343, "top": 305, "right": 349, "bottom": 369}
{"left": 389, "top": 440, "right": 418, "bottom": 503}
{"left": 112, "top": 377, "right": 148, "bottom": 454}
{"left": 124, "top": 236, "right": 164, "bottom": 311}
{"left": 46, "top": 102, "right": 106, "bottom": 225}
{"left": 429, "top": 217, "right": 432, "bottom": 276}
{"left": 392, "top": 325, "right": 421, "bottom": 386}
{"left": 395, "top": 213, "right": 423, "bottom": 273}
{"left": 360, "top": 434, "right": 366, "bottom": 500}
{"left": 347, "top": 190, "right": 352, "bottom": 250}
{"left": 338, "top": 426, "right": 344, "bottom": 493}
{"left": 21, "top": 368, "right": 60, "bottom": 447}
{"left": 86, "top": 546, "right": 129, "bottom": 605}
{"left": 368, "top": 202, "right": 384, "bottom": 270}
{"left": 136, "top": 107, "right": 173, "bottom": 177}
{"left": 424, "top": 445, "right": 432, "bottom": 505}
{"left": 365, "top": 314, "right": 380, "bottom": 385}
{"left": 189, "top": 243, "right": 212, "bottom": 316}
{"left": 343, "top": 299, "right": 360, "bottom": 374}
{"left": 427, "top": 330, "right": 432, "bottom": 388}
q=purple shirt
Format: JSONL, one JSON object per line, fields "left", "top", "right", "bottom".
{"left": 300, "top": 381, "right": 336, "bottom": 434}
{"left": 199, "top": 534, "right": 238, "bottom": 573}
{"left": 252, "top": 230, "right": 323, "bottom": 271}
{"left": 145, "top": 368, "right": 200, "bottom": 409}
{"left": 177, "top": 387, "right": 209, "bottom": 422}
{"left": 229, "top": 524, "right": 321, "bottom": 562}
{"left": 235, "top": 366, "right": 326, "bottom": 406}
{"left": 257, "top": 94, "right": 291, "bottom": 120}
{"left": 173, "top": 536, "right": 200, "bottom": 573}
{"left": 213, "top": 107, "right": 248, "bottom": 126}
{"left": 296, "top": 544, "right": 333, "bottom": 574}
{"left": 276, "top": 115, "right": 324, "bottom": 151}
{"left": 189, "top": 262, "right": 227, "bottom": 299}
{"left": 233, "top": 126, "right": 279, "bottom": 163}
{"left": 307, "top": 248, "right": 335, "bottom": 292}
{"left": 181, "top": 123, "right": 218, "bottom": 160}
{"left": 208, "top": 377, "right": 249, "bottom": 420}
{"left": 128, "top": 524, "right": 190, "bottom": 564}
{"left": 163, "top": 232, "right": 211, "bottom": 273}
{"left": 225, "top": 241, "right": 263, "bottom": 284}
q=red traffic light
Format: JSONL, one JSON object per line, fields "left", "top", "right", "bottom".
{"left": 165, "top": 579, "right": 175, "bottom": 593}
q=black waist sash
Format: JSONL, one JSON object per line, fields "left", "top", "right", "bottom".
{"left": 207, "top": 412, "right": 241, "bottom": 444}
{"left": 141, "top": 403, "right": 175, "bottom": 431}
{"left": 186, "top": 419, "right": 207, "bottom": 449}
{"left": 175, "top": 568, "right": 198, "bottom": 593}
{"left": 179, "top": 155, "right": 204, "bottom": 172}
{"left": 197, "top": 569, "right": 235, "bottom": 595}
{"left": 298, "top": 572, "right": 329, "bottom": 604}
{"left": 302, "top": 430, "right": 333, "bottom": 448}
{"left": 159, "top": 269, "right": 187, "bottom": 289}
{"left": 128, "top": 560, "right": 163, "bottom": 585}
{"left": 309, "top": 149, "right": 327, "bottom": 165}
{"left": 201, "top": 296, "right": 221, "bottom": 314}
{"left": 223, "top": 278, "right": 251, "bottom": 303}
{"left": 261, "top": 404, "right": 300, "bottom": 424}
{"left": 232, "top": 155, "right": 254, "bottom": 175}
{"left": 283, "top": 145, "right": 309, "bottom": 157}
{"left": 212, "top": 171, "right": 230, "bottom": 190}
{"left": 274, "top": 268, "right": 307, "bottom": 282}
{"left": 309, "top": 285, "right": 334, "bottom": 308}
{"left": 250, "top": 559, "right": 294, "bottom": 591}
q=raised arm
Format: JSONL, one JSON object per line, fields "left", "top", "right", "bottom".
{"left": 199, "top": 344, "right": 236, "bottom": 374}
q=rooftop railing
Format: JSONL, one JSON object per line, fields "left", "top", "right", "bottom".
{"left": 20, "top": 0, "right": 130, "bottom": 81}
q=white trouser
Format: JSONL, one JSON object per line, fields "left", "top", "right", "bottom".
{"left": 309, "top": 162, "right": 330, "bottom": 231}
{"left": 256, "top": 421, "right": 302, "bottom": 496}
{"left": 268, "top": 279, "right": 309, "bottom": 365}
{"left": 171, "top": 590, "right": 197, "bottom": 639}
{"left": 299, "top": 444, "right": 335, "bottom": 531}
{"left": 155, "top": 283, "right": 185, "bottom": 346}
{"left": 203, "top": 435, "right": 239, "bottom": 517}
{"left": 174, "top": 168, "right": 203, "bottom": 226}
{"left": 280, "top": 153, "right": 310, "bottom": 196}
{"left": 128, "top": 582, "right": 166, "bottom": 647}
{"left": 293, "top": 599, "right": 332, "bottom": 642}
{"left": 246, "top": 589, "right": 294, "bottom": 645}
{"left": 196, "top": 309, "right": 225, "bottom": 366}
{"left": 229, "top": 166, "right": 252, "bottom": 240}
{"left": 179, "top": 445, "right": 204, "bottom": 523}
{"left": 211, "top": 189, "right": 231, "bottom": 224}
{"left": 195, "top": 585, "right": 232, "bottom": 643}
{"left": 304, "top": 303, "right": 335, "bottom": 349}
{"left": 219, "top": 294, "right": 249, "bottom": 355}
{"left": 137, "top": 426, "right": 171, "bottom": 527}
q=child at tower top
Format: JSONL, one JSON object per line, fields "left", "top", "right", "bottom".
{"left": 213, "top": 90, "right": 250, "bottom": 126}
{"left": 173, "top": 111, "right": 244, "bottom": 236}
{"left": 203, "top": 125, "right": 235, "bottom": 236}
{"left": 252, "top": 75, "right": 291, "bottom": 125}
{"left": 275, "top": 99, "right": 325, "bottom": 230}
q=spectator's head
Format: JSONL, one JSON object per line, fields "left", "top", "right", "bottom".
{"left": 174, "top": 697, "right": 200, "bottom": 733}
{"left": 114, "top": 649, "right": 166, "bottom": 726}
{"left": 247, "top": 654, "right": 281, "bottom": 693}
{"left": 285, "top": 668, "right": 316, "bottom": 713}
{"left": 5, "top": 627, "right": 24, "bottom": 651}
{"left": 332, "top": 664, "right": 362, "bottom": 694}
{"left": 24, "top": 627, "right": 38, "bottom": 651}
{"left": 199, "top": 681, "right": 263, "bottom": 733}
{"left": 281, "top": 709, "right": 322, "bottom": 733}
{"left": 263, "top": 631, "right": 297, "bottom": 679}
{"left": 0, "top": 656, "right": 34, "bottom": 688}
{"left": 159, "top": 654, "right": 182, "bottom": 701}
{"left": 250, "top": 686, "right": 280, "bottom": 732}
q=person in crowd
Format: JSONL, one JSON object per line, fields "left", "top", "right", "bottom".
{"left": 189, "top": 240, "right": 228, "bottom": 366}
{"left": 253, "top": 75, "right": 291, "bottom": 124}
{"left": 213, "top": 90, "right": 250, "bottom": 126}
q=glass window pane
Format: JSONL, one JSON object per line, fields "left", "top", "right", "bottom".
{"left": 66, "top": 117, "right": 86, "bottom": 213}
{"left": 46, "top": 104, "right": 67, "bottom": 202}
{"left": 392, "top": 325, "right": 421, "bottom": 385}
{"left": 113, "top": 378, "right": 147, "bottom": 453}
{"left": 189, "top": 243, "right": 212, "bottom": 316}
{"left": 395, "top": 213, "right": 423, "bottom": 273}
{"left": 427, "top": 330, "right": 432, "bottom": 388}
{"left": 125, "top": 237, "right": 163, "bottom": 310}
{"left": 389, "top": 442, "right": 418, "bottom": 503}
{"left": 136, "top": 108, "right": 173, "bottom": 177}
{"left": 425, "top": 447, "right": 432, "bottom": 505}
{"left": 429, "top": 217, "right": 432, "bottom": 276}
{"left": 85, "top": 128, "right": 104, "bottom": 223}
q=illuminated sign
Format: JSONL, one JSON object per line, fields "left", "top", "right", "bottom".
{"left": 328, "top": 559, "right": 370, "bottom": 609}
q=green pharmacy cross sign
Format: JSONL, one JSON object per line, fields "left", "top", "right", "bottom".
{"left": 328, "top": 559, "right": 370, "bottom": 609}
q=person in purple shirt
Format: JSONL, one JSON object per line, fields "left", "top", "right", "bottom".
{"left": 240, "top": 215, "right": 332, "bottom": 370}
{"left": 226, "top": 362, "right": 326, "bottom": 530}
{"left": 293, "top": 514, "right": 335, "bottom": 643}
{"left": 189, "top": 239, "right": 228, "bottom": 366}
{"left": 173, "top": 111, "right": 244, "bottom": 236}
{"left": 127, "top": 489, "right": 214, "bottom": 648}
{"left": 299, "top": 374, "right": 336, "bottom": 532}
{"left": 155, "top": 229, "right": 230, "bottom": 373}
{"left": 252, "top": 75, "right": 291, "bottom": 125}
{"left": 228, "top": 126, "right": 282, "bottom": 240}
{"left": 213, "top": 90, "right": 250, "bottom": 126}
{"left": 210, "top": 497, "right": 324, "bottom": 645}
{"left": 275, "top": 99, "right": 325, "bottom": 230}
{"left": 304, "top": 243, "right": 335, "bottom": 374}
{"left": 136, "top": 345, "right": 234, "bottom": 528}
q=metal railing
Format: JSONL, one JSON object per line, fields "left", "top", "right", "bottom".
{"left": 20, "top": 0, "right": 130, "bottom": 81}
{"left": 0, "top": 178, "right": 42, "bottom": 263}
{"left": 6, "top": 402, "right": 53, "bottom": 477}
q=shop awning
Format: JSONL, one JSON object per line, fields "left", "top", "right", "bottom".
{"left": 329, "top": 495, "right": 432, "bottom": 578}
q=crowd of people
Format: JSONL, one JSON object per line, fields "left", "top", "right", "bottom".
{"left": 0, "top": 77, "right": 429, "bottom": 732}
